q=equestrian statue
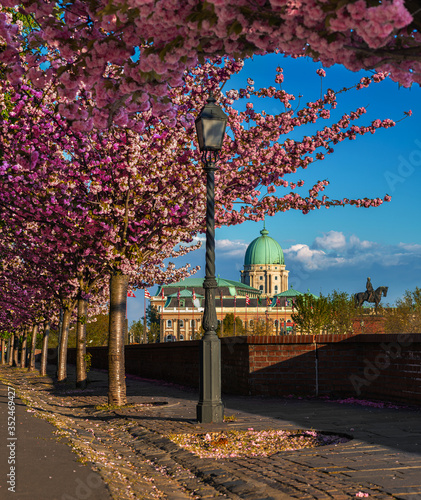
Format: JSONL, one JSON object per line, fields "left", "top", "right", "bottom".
{"left": 354, "top": 277, "right": 388, "bottom": 310}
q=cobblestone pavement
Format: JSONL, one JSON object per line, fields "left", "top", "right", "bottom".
{"left": 0, "top": 364, "right": 420, "bottom": 499}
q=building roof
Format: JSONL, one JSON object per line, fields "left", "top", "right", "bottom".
{"left": 274, "top": 286, "right": 319, "bottom": 299}
{"left": 156, "top": 277, "right": 260, "bottom": 298}
{"left": 244, "top": 228, "right": 285, "bottom": 266}
{"left": 166, "top": 289, "right": 204, "bottom": 299}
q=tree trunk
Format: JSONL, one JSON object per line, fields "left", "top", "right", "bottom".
{"left": 108, "top": 272, "right": 128, "bottom": 406}
{"left": 20, "top": 328, "right": 28, "bottom": 368}
{"left": 57, "top": 307, "right": 73, "bottom": 382}
{"left": 7, "top": 336, "right": 13, "bottom": 366}
{"left": 56, "top": 308, "right": 63, "bottom": 376}
{"left": 28, "top": 324, "right": 39, "bottom": 371}
{"left": 12, "top": 334, "right": 19, "bottom": 367}
{"left": 40, "top": 321, "right": 50, "bottom": 377}
{"left": 0, "top": 338, "right": 5, "bottom": 365}
{"left": 76, "top": 294, "right": 88, "bottom": 389}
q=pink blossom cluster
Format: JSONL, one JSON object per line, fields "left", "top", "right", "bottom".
{"left": 0, "top": 1, "right": 417, "bottom": 127}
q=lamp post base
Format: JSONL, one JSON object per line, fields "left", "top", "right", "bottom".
{"left": 197, "top": 401, "right": 224, "bottom": 424}
{"left": 196, "top": 324, "right": 224, "bottom": 424}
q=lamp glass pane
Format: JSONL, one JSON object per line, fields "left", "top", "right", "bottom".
{"left": 195, "top": 119, "right": 204, "bottom": 150}
{"left": 202, "top": 118, "right": 226, "bottom": 151}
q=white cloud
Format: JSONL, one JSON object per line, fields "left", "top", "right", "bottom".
{"left": 398, "top": 242, "right": 421, "bottom": 253}
{"left": 216, "top": 238, "right": 248, "bottom": 258}
{"left": 285, "top": 244, "right": 346, "bottom": 270}
{"left": 313, "top": 230, "right": 346, "bottom": 251}
{"left": 284, "top": 231, "right": 421, "bottom": 272}
{"left": 349, "top": 234, "right": 375, "bottom": 250}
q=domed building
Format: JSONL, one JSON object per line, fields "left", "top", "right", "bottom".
{"left": 240, "top": 227, "right": 289, "bottom": 297}
{"left": 149, "top": 227, "right": 310, "bottom": 341}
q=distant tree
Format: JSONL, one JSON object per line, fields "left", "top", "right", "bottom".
{"left": 130, "top": 305, "right": 161, "bottom": 343}
{"left": 250, "top": 320, "right": 268, "bottom": 336}
{"left": 86, "top": 314, "right": 109, "bottom": 346}
{"left": 217, "top": 313, "right": 243, "bottom": 337}
{"left": 327, "top": 290, "right": 357, "bottom": 334}
{"left": 67, "top": 314, "right": 109, "bottom": 347}
{"left": 129, "top": 319, "right": 144, "bottom": 344}
{"left": 146, "top": 305, "right": 161, "bottom": 342}
{"left": 291, "top": 294, "right": 331, "bottom": 334}
{"left": 385, "top": 287, "right": 421, "bottom": 333}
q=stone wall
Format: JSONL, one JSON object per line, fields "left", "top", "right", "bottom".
{"left": 63, "top": 333, "right": 421, "bottom": 404}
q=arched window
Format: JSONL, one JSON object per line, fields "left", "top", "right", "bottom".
{"left": 179, "top": 334, "right": 184, "bottom": 341}
{"left": 179, "top": 319, "right": 184, "bottom": 328}
{"left": 167, "top": 320, "right": 172, "bottom": 328}
{"left": 259, "top": 285, "right": 264, "bottom": 291}
{"left": 274, "top": 286, "right": 278, "bottom": 293}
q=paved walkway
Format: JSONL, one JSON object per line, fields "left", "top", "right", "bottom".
{"left": 0, "top": 376, "right": 111, "bottom": 500}
{"left": 0, "top": 364, "right": 420, "bottom": 499}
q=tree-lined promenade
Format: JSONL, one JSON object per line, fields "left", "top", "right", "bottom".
{"left": 0, "top": 1, "right": 417, "bottom": 405}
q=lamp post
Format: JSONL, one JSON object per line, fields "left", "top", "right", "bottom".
{"left": 195, "top": 92, "right": 228, "bottom": 423}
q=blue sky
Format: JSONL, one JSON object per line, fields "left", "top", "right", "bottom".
{"left": 127, "top": 54, "right": 421, "bottom": 324}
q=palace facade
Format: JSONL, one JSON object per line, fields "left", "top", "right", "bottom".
{"left": 150, "top": 228, "right": 316, "bottom": 341}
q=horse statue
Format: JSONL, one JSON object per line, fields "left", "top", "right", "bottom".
{"left": 354, "top": 286, "right": 388, "bottom": 310}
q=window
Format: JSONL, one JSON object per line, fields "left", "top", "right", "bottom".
{"left": 274, "top": 276, "right": 278, "bottom": 280}
{"left": 260, "top": 276, "right": 263, "bottom": 280}
{"left": 167, "top": 320, "right": 172, "bottom": 328}
{"left": 179, "top": 319, "right": 184, "bottom": 327}
{"left": 274, "top": 286, "right": 278, "bottom": 293}
{"left": 191, "top": 319, "right": 195, "bottom": 327}
{"left": 179, "top": 334, "right": 184, "bottom": 341}
{"left": 259, "top": 285, "right": 264, "bottom": 291}
{"left": 180, "top": 299, "right": 185, "bottom": 307}
{"left": 260, "top": 266, "right": 263, "bottom": 269}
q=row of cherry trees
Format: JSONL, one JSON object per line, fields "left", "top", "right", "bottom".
{"left": 0, "top": 52, "right": 405, "bottom": 403}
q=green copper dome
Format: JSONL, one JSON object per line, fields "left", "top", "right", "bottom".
{"left": 244, "top": 228, "right": 285, "bottom": 266}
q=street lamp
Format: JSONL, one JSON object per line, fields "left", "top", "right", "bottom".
{"left": 195, "top": 92, "right": 228, "bottom": 423}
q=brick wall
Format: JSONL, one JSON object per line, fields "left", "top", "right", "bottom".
{"left": 62, "top": 333, "right": 421, "bottom": 404}
{"left": 352, "top": 315, "right": 386, "bottom": 334}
